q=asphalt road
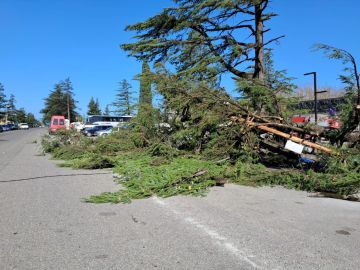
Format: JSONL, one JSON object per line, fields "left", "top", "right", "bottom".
{"left": 0, "top": 129, "right": 359, "bottom": 270}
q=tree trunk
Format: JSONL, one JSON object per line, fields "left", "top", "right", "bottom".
{"left": 254, "top": 3, "right": 265, "bottom": 82}
{"left": 353, "top": 60, "right": 360, "bottom": 105}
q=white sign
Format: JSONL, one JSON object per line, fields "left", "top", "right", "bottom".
{"left": 285, "top": 140, "right": 304, "bottom": 154}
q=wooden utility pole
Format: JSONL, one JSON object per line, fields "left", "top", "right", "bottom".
{"left": 231, "top": 116, "right": 335, "bottom": 155}
{"left": 67, "top": 94, "right": 71, "bottom": 122}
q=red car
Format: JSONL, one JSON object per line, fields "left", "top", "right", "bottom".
{"left": 49, "top": 115, "right": 66, "bottom": 134}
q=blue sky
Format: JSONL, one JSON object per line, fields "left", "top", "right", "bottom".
{"left": 0, "top": 0, "right": 359, "bottom": 119}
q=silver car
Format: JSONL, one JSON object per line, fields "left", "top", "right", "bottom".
{"left": 95, "top": 127, "right": 113, "bottom": 137}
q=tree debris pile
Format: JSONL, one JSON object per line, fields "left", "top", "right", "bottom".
{"left": 154, "top": 73, "right": 337, "bottom": 167}
{"left": 42, "top": 74, "right": 360, "bottom": 203}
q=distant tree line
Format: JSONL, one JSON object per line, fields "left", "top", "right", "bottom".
{"left": 0, "top": 82, "right": 40, "bottom": 126}
{"left": 86, "top": 79, "right": 135, "bottom": 117}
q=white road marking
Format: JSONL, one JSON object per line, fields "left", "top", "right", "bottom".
{"left": 153, "top": 196, "right": 262, "bottom": 269}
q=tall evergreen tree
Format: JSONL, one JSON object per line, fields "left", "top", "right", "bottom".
{"left": 104, "top": 105, "right": 110, "bottom": 115}
{"left": 26, "top": 113, "right": 38, "bottom": 127}
{"left": 41, "top": 82, "right": 77, "bottom": 123}
{"left": 87, "top": 97, "right": 102, "bottom": 115}
{"left": 7, "top": 94, "right": 17, "bottom": 122}
{"left": 122, "top": 0, "right": 282, "bottom": 82}
{"left": 60, "top": 78, "right": 76, "bottom": 122}
{"left": 112, "top": 79, "right": 134, "bottom": 115}
{"left": 16, "top": 107, "right": 27, "bottom": 123}
{"left": 139, "top": 62, "right": 152, "bottom": 106}
{"left": 7, "top": 94, "right": 16, "bottom": 111}
{"left": 0, "top": 83, "right": 7, "bottom": 113}
{"left": 137, "top": 61, "right": 157, "bottom": 137}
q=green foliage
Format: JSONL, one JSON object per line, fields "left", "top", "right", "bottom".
{"left": 232, "top": 156, "right": 360, "bottom": 196}
{"left": 86, "top": 154, "right": 225, "bottom": 203}
{"left": 112, "top": 79, "right": 134, "bottom": 115}
{"left": 237, "top": 50, "right": 296, "bottom": 116}
{"left": 41, "top": 79, "right": 78, "bottom": 123}
{"left": 121, "top": 0, "right": 277, "bottom": 80}
{"left": 314, "top": 43, "right": 360, "bottom": 143}
{"left": 52, "top": 145, "right": 88, "bottom": 160}
{"left": 61, "top": 153, "right": 115, "bottom": 169}
{"left": 139, "top": 61, "right": 152, "bottom": 106}
{"left": 6, "top": 94, "right": 17, "bottom": 122}
{"left": 15, "top": 108, "right": 27, "bottom": 123}
{"left": 137, "top": 62, "right": 154, "bottom": 129}
{"left": 94, "top": 134, "right": 135, "bottom": 154}
{"left": 104, "top": 105, "right": 111, "bottom": 115}
{"left": 41, "top": 68, "right": 360, "bottom": 203}
{"left": 134, "top": 61, "right": 161, "bottom": 140}
{"left": 87, "top": 97, "right": 102, "bottom": 115}
{"left": 148, "top": 142, "right": 179, "bottom": 159}
{"left": 0, "top": 83, "right": 7, "bottom": 113}
{"left": 42, "top": 125, "right": 360, "bottom": 204}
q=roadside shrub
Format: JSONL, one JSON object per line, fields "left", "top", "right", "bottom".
{"left": 41, "top": 135, "right": 61, "bottom": 153}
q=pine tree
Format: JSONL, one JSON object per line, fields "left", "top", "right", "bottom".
{"left": 7, "top": 94, "right": 17, "bottom": 122}
{"left": 122, "top": 0, "right": 282, "bottom": 82}
{"left": 139, "top": 62, "right": 152, "bottom": 106}
{"left": 137, "top": 61, "right": 157, "bottom": 136}
{"left": 112, "top": 79, "right": 134, "bottom": 115}
{"left": 7, "top": 94, "right": 16, "bottom": 111}
{"left": 0, "top": 83, "right": 7, "bottom": 114}
{"left": 104, "top": 105, "right": 110, "bottom": 115}
{"left": 16, "top": 108, "right": 27, "bottom": 123}
{"left": 60, "top": 78, "right": 77, "bottom": 122}
{"left": 87, "top": 97, "right": 102, "bottom": 115}
{"left": 26, "top": 113, "right": 37, "bottom": 127}
{"left": 41, "top": 82, "right": 77, "bottom": 123}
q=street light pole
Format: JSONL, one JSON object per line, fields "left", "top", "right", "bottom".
{"left": 304, "top": 72, "right": 326, "bottom": 125}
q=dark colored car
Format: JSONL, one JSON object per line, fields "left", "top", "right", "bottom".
{"left": 8, "top": 123, "right": 17, "bottom": 130}
{"left": 82, "top": 125, "right": 113, "bottom": 137}
{"left": 0, "top": 125, "right": 3, "bottom": 132}
{"left": 1, "top": 124, "right": 11, "bottom": 131}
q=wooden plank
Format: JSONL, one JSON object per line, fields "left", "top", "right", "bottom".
{"left": 230, "top": 116, "right": 335, "bottom": 155}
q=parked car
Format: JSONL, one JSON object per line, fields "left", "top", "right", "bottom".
{"left": 95, "top": 126, "right": 114, "bottom": 137}
{"left": 70, "top": 122, "right": 85, "bottom": 132}
{"left": 18, "top": 123, "right": 29, "bottom": 130}
{"left": 1, "top": 124, "right": 10, "bottom": 131}
{"left": 0, "top": 125, "right": 3, "bottom": 132}
{"left": 8, "top": 123, "right": 17, "bottom": 130}
{"left": 49, "top": 115, "right": 66, "bottom": 134}
{"left": 82, "top": 125, "right": 113, "bottom": 137}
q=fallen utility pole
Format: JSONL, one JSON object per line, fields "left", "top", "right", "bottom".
{"left": 231, "top": 117, "right": 335, "bottom": 155}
